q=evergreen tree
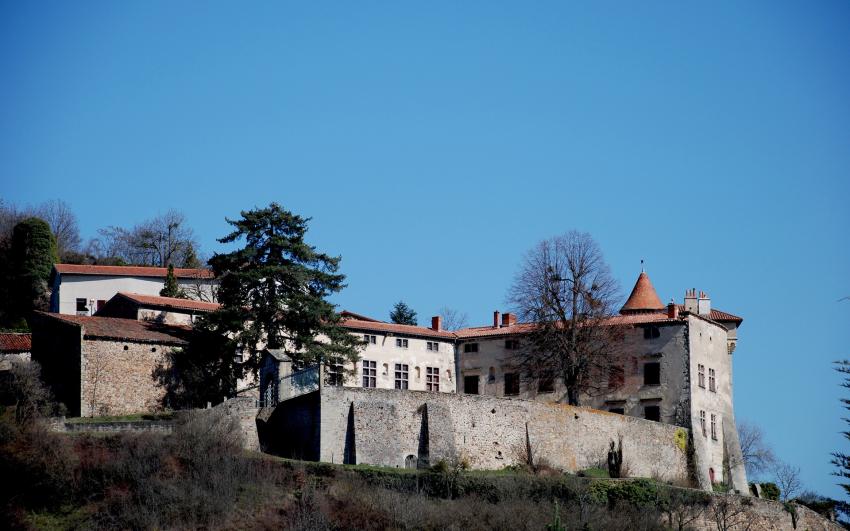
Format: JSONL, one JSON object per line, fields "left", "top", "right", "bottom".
{"left": 390, "top": 301, "right": 418, "bottom": 325}
{"left": 181, "top": 243, "right": 201, "bottom": 269}
{"left": 6, "top": 217, "right": 57, "bottom": 328}
{"left": 160, "top": 263, "right": 185, "bottom": 298}
{"left": 206, "top": 203, "right": 361, "bottom": 374}
{"left": 833, "top": 361, "right": 850, "bottom": 501}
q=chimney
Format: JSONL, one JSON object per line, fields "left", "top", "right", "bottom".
{"left": 493, "top": 311, "right": 500, "bottom": 328}
{"left": 431, "top": 315, "right": 442, "bottom": 332}
{"left": 684, "top": 289, "right": 698, "bottom": 313}
{"left": 502, "top": 313, "right": 517, "bottom": 327}
{"left": 667, "top": 299, "right": 679, "bottom": 319}
{"left": 697, "top": 291, "right": 711, "bottom": 316}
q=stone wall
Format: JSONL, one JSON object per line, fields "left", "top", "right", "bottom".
{"left": 311, "top": 387, "right": 690, "bottom": 483}
{"left": 80, "top": 338, "right": 176, "bottom": 416}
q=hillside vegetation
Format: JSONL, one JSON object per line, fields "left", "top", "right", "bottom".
{"left": 1, "top": 407, "right": 839, "bottom": 531}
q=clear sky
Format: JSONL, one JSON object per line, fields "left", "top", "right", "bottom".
{"left": 2, "top": 1, "right": 848, "bottom": 498}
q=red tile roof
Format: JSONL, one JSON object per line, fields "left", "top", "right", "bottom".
{"left": 0, "top": 333, "right": 31, "bottom": 352}
{"left": 37, "top": 312, "right": 190, "bottom": 345}
{"left": 341, "top": 318, "right": 456, "bottom": 340}
{"left": 54, "top": 264, "right": 214, "bottom": 279}
{"left": 114, "top": 292, "right": 220, "bottom": 313}
{"left": 455, "top": 308, "right": 741, "bottom": 339}
{"left": 620, "top": 272, "right": 665, "bottom": 313}
{"left": 340, "top": 310, "right": 382, "bottom": 322}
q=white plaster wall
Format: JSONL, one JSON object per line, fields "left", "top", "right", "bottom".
{"left": 347, "top": 332, "right": 456, "bottom": 393}
{"left": 54, "top": 274, "right": 216, "bottom": 315}
{"left": 688, "top": 315, "right": 747, "bottom": 491}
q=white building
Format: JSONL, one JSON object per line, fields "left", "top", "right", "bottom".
{"left": 49, "top": 264, "right": 217, "bottom": 315}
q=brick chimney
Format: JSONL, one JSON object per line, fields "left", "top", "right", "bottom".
{"left": 684, "top": 289, "right": 698, "bottom": 313}
{"left": 431, "top": 315, "right": 442, "bottom": 332}
{"left": 697, "top": 291, "right": 711, "bottom": 316}
{"left": 667, "top": 300, "right": 678, "bottom": 319}
{"left": 501, "top": 313, "right": 517, "bottom": 327}
{"left": 493, "top": 311, "right": 500, "bottom": 328}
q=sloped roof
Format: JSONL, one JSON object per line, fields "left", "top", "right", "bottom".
{"left": 0, "top": 333, "right": 31, "bottom": 352}
{"left": 36, "top": 312, "right": 190, "bottom": 345}
{"left": 113, "top": 292, "right": 220, "bottom": 313}
{"left": 54, "top": 264, "right": 214, "bottom": 279}
{"left": 341, "top": 318, "right": 455, "bottom": 340}
{"left": 620, "top": 272, "right": 665, "bottom": 314}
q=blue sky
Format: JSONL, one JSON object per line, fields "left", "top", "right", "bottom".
{"left": 2, "top": 1, "right": 849, "bottom": 498}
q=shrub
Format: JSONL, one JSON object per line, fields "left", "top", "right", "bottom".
{"left": 759, "top": 482, "right": 780, "bottom": 501}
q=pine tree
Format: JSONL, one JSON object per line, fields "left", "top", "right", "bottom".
{"left": 6, "top": 217, "right": 57, "bottom": 328}
{"left": 206, "top": 203, "right": 361, "bottom": 374}
{"left": 160, "top": 263, "right": 185, "bottom": 298}
{"left": 390, "top": 301, "right": 418, "bottom": 325}
{"left": 833, "top": 361, "right": 850, "bottom": 499}
{"left": 182, "top": 243, "right": 201, "bottom": 269}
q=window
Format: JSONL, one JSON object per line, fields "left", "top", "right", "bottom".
{"left": 394, "top": 363, "right": 409, "bottom": 389}
{"left": 504, "top": 373, "right": 520, "bottom": 396}
{"left": 363, "top": 334, "right": 376, "bottom": 345}
{"left": 464, "top": 343, "right": 479, "bottom": 353}
{"left": 395, "top": 338, "right": 409, "bottom": 349}
{"left": 643, "top": 326, "right": 660, "bottom": 339}
{"left": 700, "top": 410, "right": 707, "bottom": 437}
{"left": 609, "top": 407, "right": 625, "bottom": 415}
{"left": 505, "top": 339, "right": 520, "bottom": 350}
{"left": 362, "top": 360, "right": 376, "bottom": 388}
{"left": 644, "top": 405, "right": 661, "bottom": 421}
{"left": 698, "top": 364, "right": 705, "bottom": 388}
{"left": 488, "top": 367, "right": 496, "bottom": 383}
{"left": 710, "top": 414, "right": 717, "bottom": 440}
{"left": 708, "top": 368, "right": 716, "bottom": 392}
{"left": 327, "top": 363, "right": 344, "bottom": 386}
{"left": 608, "top": 365, "right": 624, "bottom": 389}
{"left": 426, "top": 367, "right": 440, "bottom": 392}
{"left": 427, "top": 341, "right": 439, "bottom": 352}
{"left": 537, "top": 375, "right": 555, "bottom": 393}
{"left": 76, "top": 298, "right": 88, "bottom": 313}
{"left": 643, "top": 362, "right": 661, "bottom": 386}
{"left": 464, "top": 375, "right": 479, "bottom": 394}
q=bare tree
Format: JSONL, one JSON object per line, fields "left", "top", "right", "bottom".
{"left": 736, "top": 420, "right": 777, "bottom": 479}
{"left": 88, "top": 210, "right": 199, "bottom": 266}
{"left": 8, "top": 360, "right": 61, "bottom": 424}
{"left": 710, "top": 491, "right": 755, "bottom": 530}
{"left": 774, "top": 462, "right": 802, "bottom": 502}
{"left": 507, "top": 231, "right": 623, "bottom": 406}
{"left": 35, "top": 199, "right": 81, "bottom": 258}
{"left": 439, "top": 306, "right": 469, "bottom": 331}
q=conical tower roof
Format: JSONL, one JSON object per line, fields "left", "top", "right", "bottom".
{"left": 620, "top": 271, "right": 665, "bottom": 314}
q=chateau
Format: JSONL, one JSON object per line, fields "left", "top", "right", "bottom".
{"left": 28, "top": 263, "right": 749, "bottom": 494}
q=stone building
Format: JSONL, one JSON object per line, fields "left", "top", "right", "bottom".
{"left": 49, "top": 263, "right": 217, "bottom": 316}
{"left": 29, "top": 311, "right": 191, "bottom": 416}
{"left": 260, "top": 271, "right": 749, "bottom": 493}
{"left": 454, "top": 271, "right": 747, "bottom": 492}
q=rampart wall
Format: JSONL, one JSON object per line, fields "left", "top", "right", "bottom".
{"left": 315, "top": 387, "right": 691, "bottom": 483}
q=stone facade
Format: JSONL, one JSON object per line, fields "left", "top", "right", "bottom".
{"left": 80, "top": 338, "right": 175, "bottom": 416}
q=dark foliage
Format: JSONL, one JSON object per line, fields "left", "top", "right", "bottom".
{"left": 153, "top": 327, "right": 241, "bottom": 409}
{"left": 206, "top": 203, "right": 361, "bottom": 374}
{"left": 389, "top": 301, "right": 418, "bottom": 326}
{"left": 159, "top": 263, "right": 185, "bottom": 298}
{"left": 2, "top": 217, "right": 57, "bottom": 328}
